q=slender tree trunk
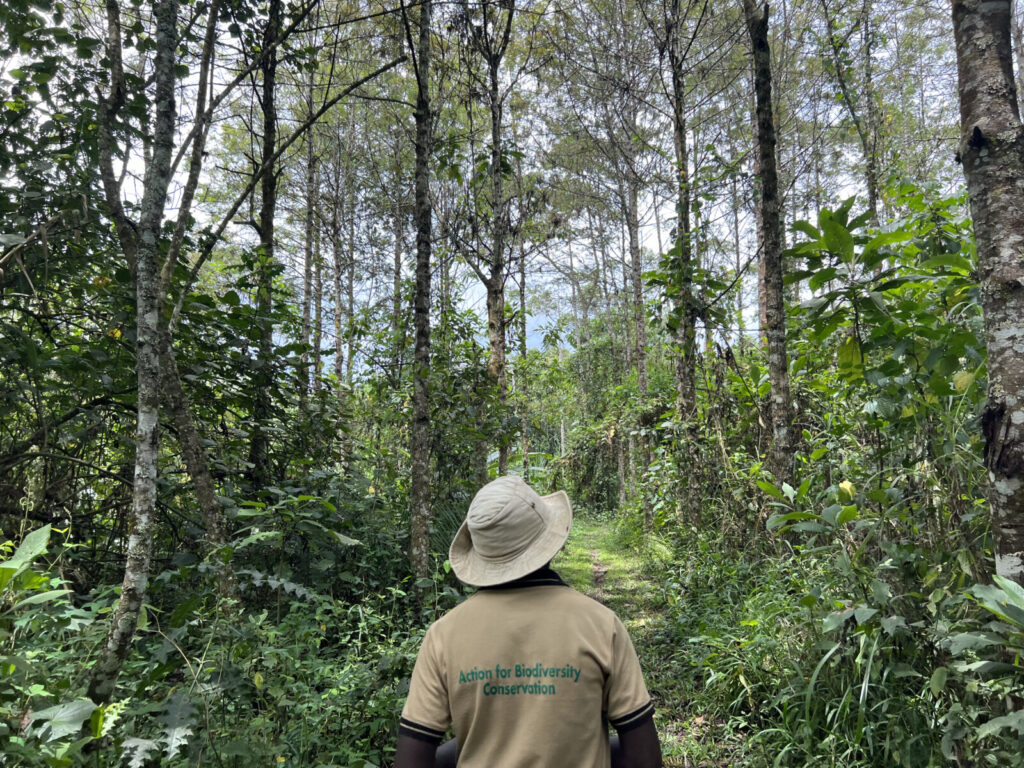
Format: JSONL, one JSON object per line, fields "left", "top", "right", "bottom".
{"left": 750, "top": 65, "right": 768, "bottom": 338}
{"left": 1014, "top": 0, "right": 1024, "bottom": 107}
{"left": 862, "top": 0, "right": 882, "bottom": 218}
{"left": 393, "top": 165, "right": 404, "bottom": 364}
{"left": 952, "top": 0, "right": 1024, "bottom": 582}
{"left": 158, "top": 333, "right": 235, "bottom": 598}
{"left": 743, "top": 0, "right": 794, "bottom": 484}
{"left": 248, "top": 0, "right": 281, "bottom": 492}
{"left": 406, "top": 0, "right": 433, "bottom": 582}
{"left": 300, "top": 97, "right": 316, "bottom": 407}
{"left": 626, "top": 181, "right": 647, "bottom": 399}
{"left": 332, "top": 141, "right": 345, "bottom": 392}
{"left": 518, "top": 243, "right": 529, "bottom": 481}
{"left": 312, "top": 223, "right": 323, "bottom": 395}
{"left": 463, "top": 0, "right": 516, "bottom": 477}
{"left": 487, "top": 17, "right": 512, "bottom": 476}
{"left": 617, "top": 431, "right": 627, "bottom": 508}
{"left": 88, "top": 0, "right": 178, "bottom": 706}
{"left": 330, "top": 144, "right": 348, "bottom": 468}
{"left": 732, "top": 173, "right": 745, "bottom": 334}
{"left": 668, "top": 0, "right": 696, "bottom": 420}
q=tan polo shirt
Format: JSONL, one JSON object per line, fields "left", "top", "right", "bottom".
{"left": 400, "top": 569, "right": 654, "bottom": 767}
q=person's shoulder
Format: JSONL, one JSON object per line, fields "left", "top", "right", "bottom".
{"left": 424, "top": 592, "right": 483, "bottom": 634}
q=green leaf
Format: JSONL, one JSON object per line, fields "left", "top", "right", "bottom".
{"left": 863, "top": 229, "right": 913, "bottom": 257}
{"left": 0, "top": 525, "right": 50, "bottom": 591}
{"left": 792, "top": 220, "right": 821, "bottom": 240}
{"left": 9, "top": 588, "right": 70, "bottom": 611}
{"left": 837, "top": 336, "right": 863, "bottom": 382}
{"left": 929, "top": 666, "right": 948, "bottom": 696}
{"left": 821, "top": 215, "right": 854, "bottom": 262}
{"left": 880, "top": 615, "right": 908, "bottom": 636}
{"left": 823, "top": 609, "right": 856, "bottom": 632}
{"left": 808, "top": 266, "right": 839, "bottom": 292}
{"left": 331, "top": 531, "right": 361, "bottom": 547}
{"left": 948, "top": 631, "right": 1004, "bottom": 655}
{"left": 122, "top": 737, "right": 160, "bottom": 768}
{"left": 854, "top": 606, "right": 877, "bottom": 625}
{"left": 756, "top": 480, "right": 786, "bottom": 501}
{"left": 233, "top": 531, "right": 281, "bottom": 550}
{"left": 977, "top": 710, "right": 1024, "bottom": 738}
{"left": 992, "top": 574, "right": 1024, "bottom": 612}
{"left": 766, "top": 511, "right": 821, "bottom": 531}
{"left": 795, "top": 478, "right": 811, "bottom": 501}
{"left": 920, "top": 253, "right": 972, "bottom": 274}
{"left": 837, "top": 506, "right": 859, "bottom": 525}
{"left": 31, "top": 699, "right": 97, "bottom": 742}
{"left": 158, "top": 691, "right": 196, "bottom": 759}
{"left": 973, "top": 583, "right": 1024, "bottom": 628}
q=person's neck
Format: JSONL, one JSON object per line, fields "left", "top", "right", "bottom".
{"left": 479, "top": 565, "right": 566, "bottom": 590}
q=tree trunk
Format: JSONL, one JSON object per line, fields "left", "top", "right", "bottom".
{"left": 393, "top": 138, "right": 405, "bottom": 367}
{"left": 743, "top": 0, "right": 794, "bottom": 484}
{"left": 750, "top": 65, "right": 769, "bottom": 338}
{"left": 300, "top": 113, "right": 316, "bottom": 408}
{"left": 487, "top": 11, "right": 512, "bottom": 476}
{"left": 667, "top": 0, "right": 697, "bottom": 420}
{"left": 731, "top": 173, "right": 745, "bottom": 334}
{"left": 406, "top": 0, "right": 433, "bottom": 583}
{"left": 248, "top": 0, "right": 281, "bottom": 492}
{"left": 344, "top": 154, "right": 356, "bottom": 391}
{"left": 88, "top": 0, "right": 178, "bottom": 706}
{"left": 862, "top": 0, "right": 881, "bottom": 220}
{"left": 330, "top": 141, "right": 348, "bottom": 467}
{"left": 332, "top": 140, "right": 345, "bottom": 392}
{"left": 518, "top": 243, "right": 529, "bottom": 481}
{"left": 617, "top": 430, "right": 627, "bottom": 508}
{"left": 312, "top": 223, "right": 323, "bottom": 395}
{"left": 626, "top": 181, "right": 647, "bottom": 399}
{"left": 1015, "top": 1, "right": 1024, "bottom": 107}
{"left": 158, "top": 332, "right": 235, "bottom": 598}
{"left": 952, "top": 0, "right": 1024, "bottom": 582}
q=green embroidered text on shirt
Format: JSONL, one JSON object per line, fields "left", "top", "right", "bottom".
{"left": 457, "top": 662, "right": 582, "bottom": 687}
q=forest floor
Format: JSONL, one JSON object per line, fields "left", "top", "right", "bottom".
{"left": 552, "top": 516, "right": 743, "bottom": 768}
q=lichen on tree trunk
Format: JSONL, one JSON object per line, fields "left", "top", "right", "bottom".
{"left": 952, "top": 0, "right": 1024, "bottom": 582}
{"left": 88, "top": 0, "right": 179, "bottom": 705}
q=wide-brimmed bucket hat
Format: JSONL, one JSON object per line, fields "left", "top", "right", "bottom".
{"left": 449, "top": 475, "right": 573, "bottom": 587}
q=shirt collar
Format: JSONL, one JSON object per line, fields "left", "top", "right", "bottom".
{"left": 478, "top": 565, "right": 568, "bottom": 590}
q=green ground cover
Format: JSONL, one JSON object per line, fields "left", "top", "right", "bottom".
{"left": 554, "top": 516, "right": 740, "bottom": 766}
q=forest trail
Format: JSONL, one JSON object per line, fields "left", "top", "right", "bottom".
{"left": 552, "top": 518, "right": 718, "bottom": 767}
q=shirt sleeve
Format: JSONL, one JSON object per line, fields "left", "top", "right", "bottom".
{"left": 399, "top": 623, "right": 451, "bottom": 744}
{"left": 604, "top": 614, "right": 655, "bottom": 733}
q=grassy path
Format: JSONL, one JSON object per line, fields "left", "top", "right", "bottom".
{"left": 552, "top": 516, "right": 746, "bottom": 768}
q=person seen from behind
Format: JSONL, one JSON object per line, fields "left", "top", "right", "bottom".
{"left": 395, "top": 475, "right": 663, "bottom": 768}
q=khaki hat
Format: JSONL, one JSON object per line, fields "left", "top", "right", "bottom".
{"left": 449, "top": 476, "right": 573, "bottom": 587}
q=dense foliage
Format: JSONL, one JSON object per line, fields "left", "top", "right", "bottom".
{"left": 2, "top": 0, "right": 1024, "bottom": 765}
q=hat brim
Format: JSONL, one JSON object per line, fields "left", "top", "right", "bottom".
{"left": 448, "top": 490, "right": 572, "bottom": 587}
